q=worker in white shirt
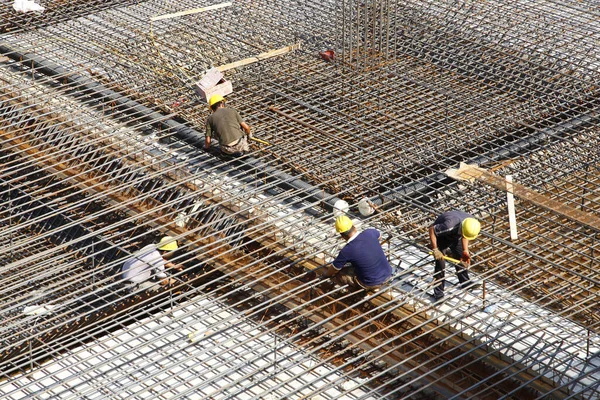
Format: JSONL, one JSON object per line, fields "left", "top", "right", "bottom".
{"left": 121, "top": 236, "right": 183, "bottom": 291}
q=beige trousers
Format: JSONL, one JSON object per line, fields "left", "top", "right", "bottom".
{"left": 221, "top": 136, "right": 249, "bottom": 154}
{"left": 333, "top": 267, "right": 387, "bottom": 291}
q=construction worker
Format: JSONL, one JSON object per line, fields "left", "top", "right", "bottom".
{"left": 121, "top": 236, "right": 183, "bottom": 291}
{"left": 429, "top": 210, "right": 481, "bottom": 301}
{"left": 322, "top": 216, "right": 393, "bottom": 291}
{"left": 204, "top": 94, "right": 251, "bottom": 156}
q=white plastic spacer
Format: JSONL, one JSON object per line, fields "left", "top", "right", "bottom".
{"left": 333, "top": 199, "right": 349, "bottom": 216}
{"left": 357, "top": 198, "right": 375, "bottom": 216}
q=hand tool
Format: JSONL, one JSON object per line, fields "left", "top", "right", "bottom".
{"left": 250, "top": 137, "right": 270, "bottom": 145}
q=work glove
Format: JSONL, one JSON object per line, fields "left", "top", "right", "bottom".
{"left": 301, "top": 270, "right": 317, "bottom": 282}
{"left": 432, "top": 248, "right": 444, "bottom": 261}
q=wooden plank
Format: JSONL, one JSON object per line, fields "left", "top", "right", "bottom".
{"left": 506, "top": 175, "right": 519, "bottom": 241}
{"left": 216, "top": 43, "right": 301, "bottom": 72}
{"left": 150, "top": 2, "right": 231, "bottom": 22}
{"left": 446, "top": 162, "right": 600, "bottom": 231}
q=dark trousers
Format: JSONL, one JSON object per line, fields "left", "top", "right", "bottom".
{"left": 433, "top": 238, "right": 470, "bottom": 298}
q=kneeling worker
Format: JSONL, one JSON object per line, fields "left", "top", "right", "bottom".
{"left": 322, "top": 216, "right": 392, "bottom": 291}
{"left": 204, "top": 94, "right": 252, "bottom": 156}
{"left": 429, "top": 210, "right": 481, "bottom": 301}
{"left": 121, "top": 236, "right": 183, "bottom": 291}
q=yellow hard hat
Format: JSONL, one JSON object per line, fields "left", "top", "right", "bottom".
{"left": 335, "top": 215, "right": 353, "bottom": 233}
{"left": 461, "top": 218, "right": 481, "bottom": 240}
{"left": 157, "top": 236, "right": 178, "bottom": 251}
{"left": 208, "top": 94, "right": 225, "bottom": 108}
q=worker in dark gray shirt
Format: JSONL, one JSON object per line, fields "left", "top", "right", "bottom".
{"left": 204, "top": 94, "right": 251, "bottom": 156}
{"left": 428, "top": 210, "right": 481, "bottom": 300}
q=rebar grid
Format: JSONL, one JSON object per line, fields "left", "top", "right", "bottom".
{"left": 1, "top": 0, "right": 600, "bottom": 399}
{"left": 1, "top": 76, "right": 572, "bottom": 398}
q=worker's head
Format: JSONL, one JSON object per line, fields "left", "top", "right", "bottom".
{"left": 157, "top": 236, "right": 178, "bottom": 252}
{"left": 208, "top": 94, "right": 225, "bottom": 112}
{"left": 335, "top": 215, "right": 355, "bottom": 240}
{"left": 461, "top": 218, "right": 481, "bottom": 241}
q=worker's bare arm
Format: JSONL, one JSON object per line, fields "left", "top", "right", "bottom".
{"left": 204, "top": 136, "right": 211, "bottom": 149}
{"left": 428, "top": 226, "right": 438, "bottom": 249}
{"left": 429, "top": 226, "right": 445, "bottom": 261}
{"left": 460, "top": 237, "right": 471, "bottom": 267}
{"left": 240, "top": 122, "right": 251, "bottom": 137}
{"left": 165, "top": 261, "right": 183, "bottom": 271}
{"left": 160, "top": 277, "right": 177, "bottom": 286}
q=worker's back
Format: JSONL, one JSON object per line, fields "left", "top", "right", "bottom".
{"left": 207, "top": 107, "right": 244, "bottom": 145}
{"left": 432, "top": 210, "right": 472, "bottom": 240}
{"left": 334, "top": 229, "right": 392, "bottom": 286}
{"left": 121, "top": 244, "right": 165, "bottom": 284}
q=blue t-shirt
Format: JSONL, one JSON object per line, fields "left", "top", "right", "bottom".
{"left": 332, "top": 229, "right": 392, "bottom": 286}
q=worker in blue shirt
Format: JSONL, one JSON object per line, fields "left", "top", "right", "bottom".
{"left": 322, "top": 215, "right": 392, "bottom": 291}
{"left": 429, "top": 210, "right": 481, "bottom": 301}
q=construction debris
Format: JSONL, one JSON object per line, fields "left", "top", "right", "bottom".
{"left": 194, "top": 67, "right": 233, "bottom": 103}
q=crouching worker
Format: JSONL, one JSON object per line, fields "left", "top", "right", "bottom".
{"left": 322, "top": 215, "right": 392, "bottom": 291}
{"left": 121, "top": 236, "right": 183, "bottom": 292}
{"left": 204, "top": 94, "right": 251, "bottom": 156}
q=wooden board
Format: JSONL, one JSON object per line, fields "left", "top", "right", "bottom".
{"left": 446, "top": 162, "right": 600, "bottom": 231}
{"left": 216, "top": 43, "right": 301, "bottom": 72}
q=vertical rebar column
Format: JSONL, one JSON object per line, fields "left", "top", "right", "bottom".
{"left": 8, "top": 183, "right": 14, "bottom": 263}
{"left": 338, "top": 0, "right": 395, "bottom": 70}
